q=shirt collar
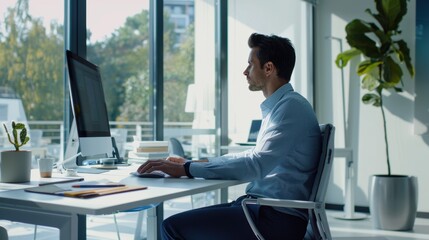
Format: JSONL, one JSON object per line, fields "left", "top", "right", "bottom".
{"left": 260, "top": 83, "right": 294, "bottom": 118}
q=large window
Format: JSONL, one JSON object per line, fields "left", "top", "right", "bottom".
{"left": 227, "top": 0, "right": 314, "bottom": 145}
{"left": 86, "top": 0, "right": 152, "bottom": 151}
{"left": 163, "top": 0, "right": 216, "bottom": 158}
{"left": 0, "top": 0, "right": 64, "bottom": 161}
{"left": 0, "top": 0, "right": 314, "bottom": 164}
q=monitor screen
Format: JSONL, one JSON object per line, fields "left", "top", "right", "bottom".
{"left": 66, "top": 50, "right": 113, "bottom": 157}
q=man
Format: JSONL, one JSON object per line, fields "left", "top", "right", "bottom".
{"left": 138, "top": 33, "right": 321, "bottom": 240}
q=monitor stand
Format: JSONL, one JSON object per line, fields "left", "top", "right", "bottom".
{"left": 58, "top": 119, "right": 80, "bottom": 171}
{"left": 58, "top": 119, "right": 126, "bottom": 172}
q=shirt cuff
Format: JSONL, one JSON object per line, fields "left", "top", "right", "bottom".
{"left": 184, "top": 161, "right": 194, "bottom": 178}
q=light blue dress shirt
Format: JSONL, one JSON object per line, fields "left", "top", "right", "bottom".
{"left": 189, "top": 83, "right": 322, "bottom": 220}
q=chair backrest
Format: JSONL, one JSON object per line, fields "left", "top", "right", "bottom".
{"left": 311, "top": 124, "right": 335, "bottom": 202}
{"left": 305, "top": 123, "right": 335, "bottom": 239}
{"left": 169, "top": 137, "right": 185, "bottom": 158}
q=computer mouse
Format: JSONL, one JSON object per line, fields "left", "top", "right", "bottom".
{"left": 131, "top": 171, "right": 167, "bottom": 178}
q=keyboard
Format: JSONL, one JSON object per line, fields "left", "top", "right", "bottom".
{"left": 76, "top": 167, "right": 109, "bottom": 174}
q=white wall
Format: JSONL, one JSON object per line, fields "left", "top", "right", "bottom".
{"left": 315, "top": 0, "right": 429, "bottom": 212}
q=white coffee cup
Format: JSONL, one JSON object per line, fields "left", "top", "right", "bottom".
{"left": 38, "top": 157, "right": 54, "bottom": 178}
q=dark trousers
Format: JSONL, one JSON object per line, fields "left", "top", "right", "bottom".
{"left": 161, "top": 195, "right": 307, "bottom": 240}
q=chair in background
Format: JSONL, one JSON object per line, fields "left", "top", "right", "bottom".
{"left": 168, "top": 137, "right": 187, "bottom": 158}
{"left": 112, "top": 204, "right": 158, "bottom": 240}
{"left": 241, "top": 124, "right": 335, "bottom": 240}
{"left": 110, "top": 128, "right": 128, "bottom": 158}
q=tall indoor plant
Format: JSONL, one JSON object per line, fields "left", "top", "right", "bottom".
{"left": 335, "top": 0, "right": 418, "bottom": 230}
{"left": 1, "top": 121, "right": 32, "bottom": 182}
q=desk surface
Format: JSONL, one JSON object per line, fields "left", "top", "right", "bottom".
{"left": 0, "top": 165, "right": 244, "bottom": 217}
{"left": 0, "top": 165, "right": 245, "bottom": 240}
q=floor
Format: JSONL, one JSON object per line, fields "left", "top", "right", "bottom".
{"left": 1, "top": 196, "right": 429, "bottom": 240}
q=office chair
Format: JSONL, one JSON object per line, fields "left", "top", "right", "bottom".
{"left": 169, "top": 137, "right": 186, "bottom": 158}
{"left": 112, "top": 204, "right": 158, "bottom": 240}
{"left": 241, "top": 124, "right": 335, "bottom": 240}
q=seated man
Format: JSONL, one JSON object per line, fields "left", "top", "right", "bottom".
{"left": 138, "top": 32, "right": 321, "bottom": 240}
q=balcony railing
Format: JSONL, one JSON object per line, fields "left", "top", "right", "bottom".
{"left": 1, "top": 121, "right": 216, "bottom": 160}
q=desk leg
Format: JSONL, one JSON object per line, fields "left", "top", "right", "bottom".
{"left": 77, "top": 214, "right": 86, "bottom": 240}
{"left": 147, "top": 203, "right": 163, "bottom": 240}
{"left": 220, "top": 187, "right": 229, "bottom": 203}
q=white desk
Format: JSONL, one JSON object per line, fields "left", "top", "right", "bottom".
{"left": 0, "top": 166, "right": 244, "bottom": 240}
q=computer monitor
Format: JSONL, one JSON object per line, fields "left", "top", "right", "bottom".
{"left": 65, "top": 50, "right": 113, "bottom": 158}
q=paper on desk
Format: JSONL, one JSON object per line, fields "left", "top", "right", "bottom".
{"left": 0, "top": 183, "right": 32, "bottom": 191}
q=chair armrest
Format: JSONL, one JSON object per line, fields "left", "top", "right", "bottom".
{"left": 256, "top": 198, "right": 319, "bottom": 210}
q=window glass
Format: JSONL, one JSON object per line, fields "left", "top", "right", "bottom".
{"left": 226, "top": 0, "right": 313, "bottom": 200}
{"left": 86, "top": 0, "right": 152, "bottom": 155}
{"left": 163, "top": 0, "right": 216, "bottom": 159}
{"left": 0, "top": 0, "right": 64, "bottom": 162}
{"left": 227, "top": 0, "right": 312, "bottom": 145}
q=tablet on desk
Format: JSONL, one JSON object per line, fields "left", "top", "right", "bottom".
{"left": 130, "top": 171, "right": 168, "bottom": 178}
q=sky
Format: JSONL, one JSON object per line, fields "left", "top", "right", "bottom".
{"left": 0, "top": 0, "right": 149, "bottom": 43}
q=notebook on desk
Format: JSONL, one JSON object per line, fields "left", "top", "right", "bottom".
{"left": 236, "top": 120, "right": 261, "bottom": 146}
{"left": 25, "top": 181, "right": 147, "bottom": 198}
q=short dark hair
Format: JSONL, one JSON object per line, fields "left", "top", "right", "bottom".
{"left": 248, "top": 33, "right": 296, "bottom": 81}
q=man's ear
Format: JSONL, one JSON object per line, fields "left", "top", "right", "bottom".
{"left": 264, "top": 61, "right": 275, "bottom": 77}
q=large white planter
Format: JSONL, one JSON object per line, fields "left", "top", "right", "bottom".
{"left": 0, "top": 150, "right": 32, "bottom": 183}
{"left": 369, "top": 175, "right": 418, "bottom": 230}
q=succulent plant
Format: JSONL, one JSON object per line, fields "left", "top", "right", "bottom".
{"left": 2, "top": 121, "right": 30, "bottom": 151}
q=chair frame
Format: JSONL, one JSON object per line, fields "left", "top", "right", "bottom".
{"left": 242, "top": 124, "right": 335, "bottom": 240}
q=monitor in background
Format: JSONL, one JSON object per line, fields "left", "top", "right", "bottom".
{"left": 66, "top": 50, "right": 113, "bottom": 158}
{"left": 237, "top": 119, "right": 262, "bottom": 146}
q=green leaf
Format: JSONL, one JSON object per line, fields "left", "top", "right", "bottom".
{"left": 383, "top": 56, "right": 403, "bottom": 85}
{"left": 362, "top": 74, "right": 380, "bottom": 91}
{"left": 20, "top": 128, "right": 28, "bottom": 143}
{"left": 372, "top": 0, "right": 408, "bottom": 32}
{"left": 13, "top": 128, "right": 18, "bottom": 145}
{"left": 362, "top": 93, "right": 381, "bottom": 107}
{"left": 396, "top": 39, "right": 415, "bottom": 77}
{"left": 357, "top": 60, "right": 382, "bottom": 76}
{"left": 335, "top": 48, "right": 361, "bottom": 68}
{"left": 345, "top": 20, "right": 381, "bottom": 58}
{"left": 15, "top": 123, "right": 25, "bottom": 129}
{"left": 22, "top": 136, "right": 30, "bottom": 145}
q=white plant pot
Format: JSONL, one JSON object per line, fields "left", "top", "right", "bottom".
{"left": 369, "top": 175, "right": 418, "bottom": 230}
{"left": 0, "top": 150, "right": 32, "bottom": 183}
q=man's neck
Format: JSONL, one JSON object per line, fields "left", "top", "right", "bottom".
{"left": 263, "top": 78, "right": 288, "bottom": 98}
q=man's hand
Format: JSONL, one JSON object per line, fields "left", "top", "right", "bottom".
{"left": 137, "top": 159, "right": 186, "bottom": 178}
{"left": 166, "top": 156, "right": 187, "bottom": 164}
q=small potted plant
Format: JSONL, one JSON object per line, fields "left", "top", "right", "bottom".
{"left": 1, "top": 121, "right": 32, "bottom": 183}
